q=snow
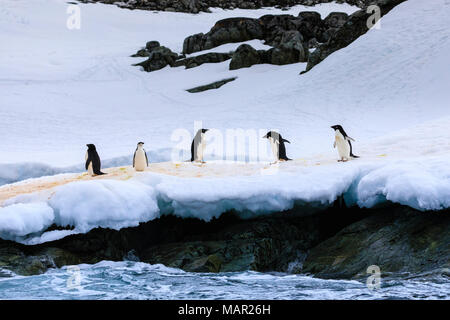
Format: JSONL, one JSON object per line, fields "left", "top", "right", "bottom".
{"left": 0, "top": 0, "right": 449, "bottom": 244}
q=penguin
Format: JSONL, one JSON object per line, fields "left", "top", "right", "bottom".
{"left": 331, "top": 125, "right": 359, "bottom": 162}
{"left": 263, "top": 131, "right": 291, "bottom": 162}
{"left": 133, "top": 142, "right": 148, "bottom": 172}
{"left": 191, "top": 129, "right": 209, "bottom": 162}
{"left": 85, "top": 144, "right": 106, "bottom": 176}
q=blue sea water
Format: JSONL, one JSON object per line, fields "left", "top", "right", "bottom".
{"left": 0, "top": 261, "right": 448, "bottom": 300}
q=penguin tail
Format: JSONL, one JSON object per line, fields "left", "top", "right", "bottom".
{"left": 96, "top": 171, "right": 107, "bottom": 175}
{"left": 351, "top": 153, "right": 360, "bottom": 159}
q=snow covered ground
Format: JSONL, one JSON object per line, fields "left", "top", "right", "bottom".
{"left": 0, "top": 0, "right": 449, "bottom": 244}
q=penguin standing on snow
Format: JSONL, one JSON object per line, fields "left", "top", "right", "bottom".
{"left": 331, "top": 125, "right": 359, "bottom": 162}
{"left": 85, "top": 144, "right": 106, "bottom": 176}
{"left": 133, "top": 142, "right": 149, "bottom": 171}
{"left": 263, "top": 131, "right": 291, "bottom": 162}
{"left": 191, "top": 129, "right": 209, "bottom": 162}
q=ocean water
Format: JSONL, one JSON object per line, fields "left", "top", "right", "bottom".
{"left": 0, "top": 261, "right": 448, "bottom": 300}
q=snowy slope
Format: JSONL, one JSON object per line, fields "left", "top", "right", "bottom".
{"left": 0, "top": 0, "right": 449, "bottom": 244}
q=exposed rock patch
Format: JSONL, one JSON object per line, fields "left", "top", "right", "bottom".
{"left": 186, "top": 77, "right": 237, "bottom": 93}
{"left": 304, "top": 0, "right": 407, "bottom": 72}
{"left": 302, "top": 206, "right": 450, "bottom": 279}
{"left": 80, "top": 0, "right": 371, "bottom": 14}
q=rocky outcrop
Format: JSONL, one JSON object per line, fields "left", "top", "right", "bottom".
{"left": 133, "top": 45, "right": 182, "bottom": 71}
{"left": 131, "top": 0, "right": 406, "bottom": 73}
{"left": 302, "top": 206, "right": 450, "bottom": 279}
{"left": 80, "top": 1, "right": 371, "bottom": 14}
{"left": 0, "top": 203, "right": 448, "bottom": 280}
{"left": 182, "top": 12, "right": 339, "bottom": 55}
{"left": 304, "top": 0, "right": 407, "bottom": 72}
{"left": 183, "top": 18, "right": 264, "bottom": 54}
{"left": 134, "top": 10, "right": 345, "bottom": 72}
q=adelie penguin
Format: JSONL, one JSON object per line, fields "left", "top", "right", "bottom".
{"left": 263, "top": 131, "right": 291, "bottom": 163}
{"left": 85, "top": 144, "right": 106, "bottom": 176}
{"left": 191, "top": 129, "right": 209, "bottom": 163}
{"left": 331, "top": 125, "right": 359, "bottom": 162}
{"left": 133, "top": 142, "right": 148, "bottom": 172}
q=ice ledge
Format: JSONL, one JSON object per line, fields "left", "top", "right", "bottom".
{"left": 0, "top": 154, "right": 449, "bottom": 245}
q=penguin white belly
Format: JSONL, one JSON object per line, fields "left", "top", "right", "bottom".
{"left": 85, "top": 152, "right": 94, "bottom": 176}
{"left": 134, "top": 149, "right": 147, "bottom": 171}
{"left": 269, "top": 137, "right": 279, "bottom": 161}
{"left": 195, "top": 136, "right": 205, "bottom": 162}
{"left": 335, "top": 132, "right": 350, "bottom": 159}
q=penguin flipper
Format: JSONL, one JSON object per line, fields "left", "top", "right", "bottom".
{"left": 348, "top": 140, "right": 360, "bottom": 158}
{"left": 190, "top": 140, "right": 195, "bottom": 162}
{"left": 133, "top": 150, "right": 136, "bottom": 168}
{"left": 282, "top": 139, "right": 291, "bottom": 144}
{"left": 145, "top": 151, "right": 149, "bottom": 167}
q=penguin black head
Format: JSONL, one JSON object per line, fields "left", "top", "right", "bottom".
{"left": 86, "top": 144, "right": 96, "bottom": 150}
{"left": 137, "top": 142, "right": 145, "bottom": 145}
{"left": 201, "top": 129, "right": 209, "bottom": 133}
{"left": 331, "top": 125, "right": 347, "bottom": 137}
{"left": 263, "top": 131, "right": 279, "bottom": 139}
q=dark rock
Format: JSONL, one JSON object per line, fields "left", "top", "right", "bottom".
{"left": 183, "top": 33, "right": 205, "bottom": 55}
{"left": 81, "top": 1, "right": 370, "bottom": 14}
{"left": 302, "top": 206, "right": 450, "bottom": 279}
{"left": 176, "top": 52, "right": 233, "bottom": 69}
{"left": 268, "top": 30, "right": 308, "bottom": 65}
{"left": 1, "top": 202, "right": 447, "bottom": 280}
{"left": 131, "top": 48, "right": 150, "bottom": 57}
{"left": 146, "top": 40, "right": 160, "bottom": 51}
{"left": 323, "top": 12, "right": 349, "bottom": 29}
{"left": 134, "top": 46, "right": 180, "bottom": 72}
{"left": 304, "top": 0, "right": 407, "bottom": 72}
{"left": 229, "top": 44, "right": 262, "bottom": 70}
{"left": 186, "top": 77, "right": 237, "bottom": 93}
{"left": 183, "top": 17, "right": 264, "bottom": 54}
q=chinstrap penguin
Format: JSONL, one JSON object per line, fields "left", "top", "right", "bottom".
{"left": 263, "top": 131, "right": 291, "bottom": 162}
{"left": 331, "top": 125, "right": 359, "bottom": 162}
{"left": 191, "top": 129, "right": 209, "bottom": 162}
{"left": 133, "top": 142, "right": 148, "bottom": 171}
{"left": 85, "top": 144, "right": 106, "bottom": 176}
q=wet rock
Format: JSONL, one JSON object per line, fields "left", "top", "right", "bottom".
{"left": 302, "top": 206, "right": 450, "bottom": 279}
{"left": 1, "top": 204, "right": 447, "bottom": 279}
